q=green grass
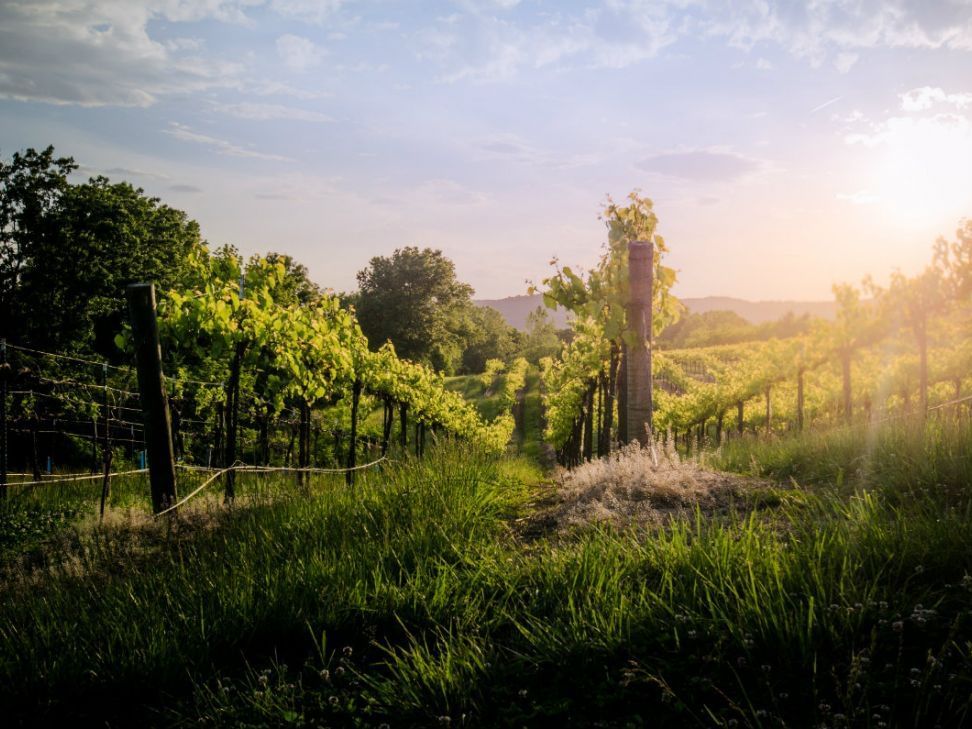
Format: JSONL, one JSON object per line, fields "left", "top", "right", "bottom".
{"left": 1, "top": 419, "right": 971, "bottom": 727}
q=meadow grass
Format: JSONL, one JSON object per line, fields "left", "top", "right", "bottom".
{"left": 0, "top": 421, "right": 970, "bottom": 727}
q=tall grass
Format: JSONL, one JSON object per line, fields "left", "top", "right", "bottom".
{"left": 1, "top": 432, "right": 971, "bottom": 727}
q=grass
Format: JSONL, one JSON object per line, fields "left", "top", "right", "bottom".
{"left": 1, "top": 419, "right": 972, "bottom": 727}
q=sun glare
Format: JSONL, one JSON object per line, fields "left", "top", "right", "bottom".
{"left": 869, "top": 114, "right": 972, "bottom": 228}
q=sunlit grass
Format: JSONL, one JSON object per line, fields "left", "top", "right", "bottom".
{"left": 1, "top": 427, "right": 971, "bottom": 727}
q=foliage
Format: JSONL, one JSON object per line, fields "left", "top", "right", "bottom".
{"left": 3, "top": 435, "right": 972, "bottom": 727}
{"left": 353, "top": 246, "right": 476, "bottom": 373}
{"left": 0, "top": 146, "right": 203, "bottom": 359}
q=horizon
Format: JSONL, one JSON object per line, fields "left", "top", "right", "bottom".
{"left": 1, "top": 1, "right": 970, "bottom": 300}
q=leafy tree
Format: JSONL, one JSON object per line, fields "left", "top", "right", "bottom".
{"left": 1, "top": 146, "right": 203, "bottom": 358}
{"left": 460, "top": 305, "right": 517, "bottom": 373}
{"left": 518, "top": 306, "right": 561, "bottom": 365}
{"left": 353, "top": 246, "right": 475, "bottom": 373}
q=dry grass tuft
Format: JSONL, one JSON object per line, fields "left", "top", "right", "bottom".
{"left": 528, "top": 441, "right": 770, "bottom": 534}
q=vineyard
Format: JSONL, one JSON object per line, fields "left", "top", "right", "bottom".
{"left": 1, "top": 184, "right": 972, "bottom": 727}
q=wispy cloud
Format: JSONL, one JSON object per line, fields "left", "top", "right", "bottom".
{"left": 836, "top": 190, "right": 879, "bottom": 205}
{"left": 163, "top": 122, "right": 291, "bottom": 161}
{"left": 637, "top": 149, "right": 761, "bottom": 182}
{"left": 276, "top": 34, "right": 327, "bottom": 72}
{"left": 811, "top": 96, "right": 842, "bottom": 114}
{"left": 214, "top": 102, "right": 334, "bottom": 122}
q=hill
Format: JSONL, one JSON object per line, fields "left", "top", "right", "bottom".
{"left": 475, "top": 294, "right": 837, "bottom": 329}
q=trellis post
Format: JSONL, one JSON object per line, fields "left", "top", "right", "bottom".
{"left": 625, "top": 240, "right": 654, "bottom": 446}
{"left": 126, "top": 283, "right": 178, "bottom": 513}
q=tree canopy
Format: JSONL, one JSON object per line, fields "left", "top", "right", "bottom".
{"left": 1, "top": 146, "right": 203, "bottom": 359}
{"left": 353, "top": 246, "right": 476, "bottom": 373}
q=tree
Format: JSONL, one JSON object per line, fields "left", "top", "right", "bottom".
{"left": 1, "top": 146, "right": 203, "bottom": 358}
{"left": 0, "top": 146, "right": 76, "bottom": 339}
{"left": 519, "top": 306, "right": 561, "bottom": 365}
{"left": 876, "top": 266, "right": 949, "bottom": 414}
{"left": 460, "top": 305, "right": 517, "bottom": 373}
{"left": 353, "top": 246, "right": 475, "bottom": 373}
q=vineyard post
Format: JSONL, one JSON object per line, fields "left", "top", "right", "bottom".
{"left": 0, "top": 338, "right": 7, "bottom": 501}
{"left": 625, "top": 240, "right": 654, "bottom": 446}
{"left": 736, "top": 400, "right": 744, "bottom": 435}
{"left": 125, "top": 283, "right": 178, "bottom": 513}
{"left": 99, "top": 362, "right": 112, "bottom": 519}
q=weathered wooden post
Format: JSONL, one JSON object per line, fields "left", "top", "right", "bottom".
{"left": 0, "top": 339, "right": 7, "bottom": 501}
{"left": 625, "top": 241, "right": 654, "bottom": 446}
{"left": 126, "top": 283, "right": 178, "bottom": 513}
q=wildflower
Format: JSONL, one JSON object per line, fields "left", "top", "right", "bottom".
{"left": 915, "top": 565, "right": 925, "bottom": 574}
{"left": 342, "top": 646, "right": 353, "bottom": 658}
{"left": 329, "top": 696, "right": 339, "bottom": 706}
{"left": 437, "top": 717, "right": 451, "bottom": 726}
{"left": 892, "top": 621, "right": 904, "bottom": 633}
{"left": 518, "top": 689, "right": 528, "bottom": 698}
{"left": 335, "top": 666, "right": 346, "bottom": 677}
{"left": 320, "top": 669, "right": 331, "bottom": 682}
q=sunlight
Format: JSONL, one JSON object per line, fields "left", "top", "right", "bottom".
{"left": 868, "top": 114, "right": 972, "bottom": 229}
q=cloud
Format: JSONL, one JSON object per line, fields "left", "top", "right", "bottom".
{"left": 169, "top": 183, "right": 202, "bottom": 193}
{"left": 214, "top": 102, "right": 334, "bottom": 122}
{"left": 836, "top": 190, "right": 879, "bottom": 205}
{"left": 833, "top": 51, "right": 858, "bottom": 73}
{"left": 637, "top": 149, "right": 760, "bottom": 182}
{"left": 269, "top": 0, "right": 346, "bottom": 24}
{"left": 0, "top": 1, "right": 248, "bottom": 107}
{"left": 164, "top": 122, "right": 291, "bottom": 161}
{"left": 810, "top": 96, "right": 842, "bottom": 113}
{"left": 474, "top": 133, "right": 600, "bottom": 169}
{"left": 276, "top": 34, "right": 327, "bottom": 71}
{"left": 900, "top": 86, "right": 972, "bottom": 111}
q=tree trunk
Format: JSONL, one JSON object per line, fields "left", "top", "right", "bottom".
{"left": 841, "top": 350, "right": 852, "bottom": 424}
{"left": 381, "top": 397, "right": 393, "bottom": 457}
{"left": 604, "top": 344, "right": 619, "bottom": 453}
{"left": 346, "top": 379, "right": 361, "bottom": 486}
{"left": 797, "top": 368, "right": 805, "bottom": 432}
{"left": 765, "top": 386, "right": 772, "bottom": 436}
{"left": 617, "top": 341, "right": 628, "bottom": 445}
{"left": 737, "top": 400, "right": 744, "bottom": 435}
{"left": 399, "top": 402, "right": 407, "bottom": 449}
{"left": 582, "top": 381, "right": 594, "bottom": 462}
{"left": 918, "top": 319, "right": 928, "bottom": 416}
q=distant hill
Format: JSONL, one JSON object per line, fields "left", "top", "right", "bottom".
{"left": 475, "top": 294, "right": 837, "bottom": 330}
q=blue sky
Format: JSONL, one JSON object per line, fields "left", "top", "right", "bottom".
{"left": 1, "top": 0, "right": 971, "bottom": 300}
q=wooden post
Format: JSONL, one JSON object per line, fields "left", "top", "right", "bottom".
{"left": 125, "top": 283, "right": 178, "bottom": 513}
{"left": 737, "top": 400, "right": 744, "bottom": 435}
{"left": 626, "top": 241, "right": 654, "bottom": 445}
{"left": 99, "top": 363, "right": 112, "bottom": 519}
{"left": 0, "top": 339, "right": 7, "bottom": 501}
{"left": 346, "top": 379, "right": 361, "bottom": 486}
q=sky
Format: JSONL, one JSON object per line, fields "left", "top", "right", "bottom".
{"left": 1, "top": 0, "right": 971, "bottom": 301}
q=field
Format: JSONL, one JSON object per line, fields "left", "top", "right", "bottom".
{"left": 2, "top": 408, "right": 971, "bottom": 727}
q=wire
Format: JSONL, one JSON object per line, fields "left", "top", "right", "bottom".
{"left": 6, "top": 342, "right": 132, "bottom": 372}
